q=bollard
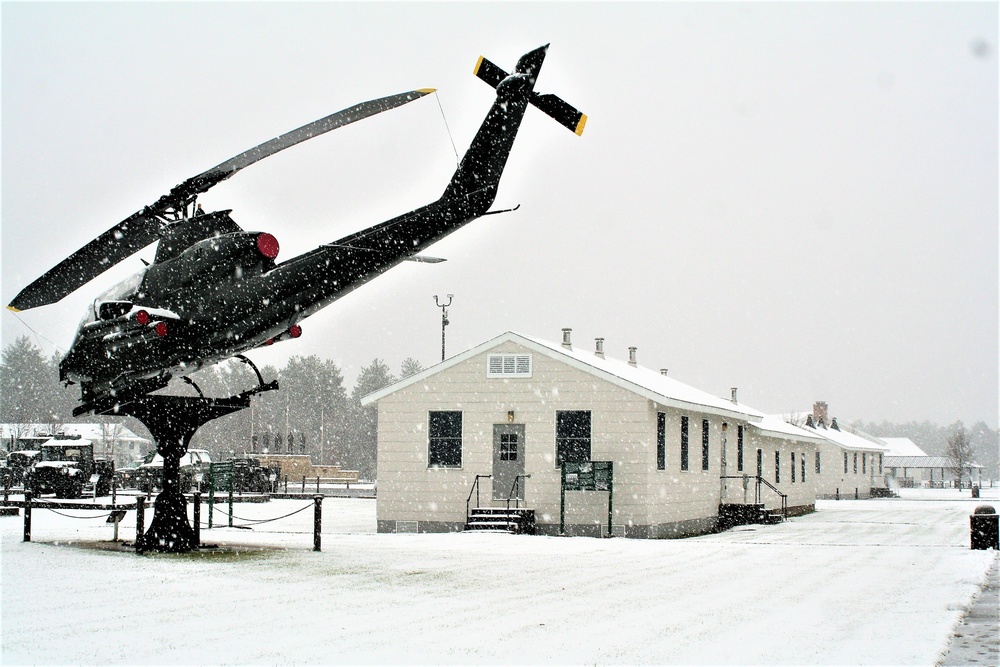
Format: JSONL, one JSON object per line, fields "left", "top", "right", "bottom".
{"left": 228, "top": 484, "right": 234, "bottom": 528}
{"left": 316, "top": 476, "right": 320, "bottom": 494}
{"left": 836, "top": 487, "right": 840, "bottom": 500}
{"left": 23, "top": 490, "right": 32, "bottom": 542}
{"left": 302, "top": 475, "right": 306, "bottom": 493}
{"left": 135, "top": 495, "right": 146, "bottom": 553}
{"left": 193, "top": 491, "right": 201, "bottom": 547}
{"left": 313, "top": 494, "right": 323, "bottom": 552}
{"left": 284, "top": 476, "right": 288, "bottom": 493}
{"left": 855, "top": 488, "right": 859, "bottom": 500}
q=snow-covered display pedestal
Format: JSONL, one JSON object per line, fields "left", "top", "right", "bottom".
{"left": 98, "top": 392, "right": 256, "bottom": 553}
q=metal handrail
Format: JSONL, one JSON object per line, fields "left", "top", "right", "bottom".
{"left": 719, "top": 474, "right": 788, "bottom": 519}
{"left": 465, "top": 474, "right": 491, "bottom": 520}
{"left": 505, "top": 474, "right": 531, "bottom": 513}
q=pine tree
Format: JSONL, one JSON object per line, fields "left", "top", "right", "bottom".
{"left": 347, "top": 359, "right": 396, "bottom": 480}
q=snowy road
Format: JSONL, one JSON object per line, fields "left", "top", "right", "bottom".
{"left": 2, "top": 489, "right": 997, "bottom": 665}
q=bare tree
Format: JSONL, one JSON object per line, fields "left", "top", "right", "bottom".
{"left": 946, "top": 422, "right": 975, "bottom": 489}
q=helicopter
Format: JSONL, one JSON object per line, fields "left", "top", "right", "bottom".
{"left": 8, "top": 44, "right": 586, "bottom": 417}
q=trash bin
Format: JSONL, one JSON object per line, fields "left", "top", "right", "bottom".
{"left": 970, "top": 505, "right": 998, "bottom": 550}
{"left": 972, "top": 486, "right": 980, "bottom": 498}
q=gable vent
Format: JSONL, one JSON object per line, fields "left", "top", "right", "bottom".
{"left": 487, "top": 353, "right": 532, "bottom": 378}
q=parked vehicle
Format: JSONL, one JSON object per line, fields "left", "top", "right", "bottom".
{"left": 204, "top": 458, "right": 275, "bottom": 494}
{"left": 27, "top": 440, "right": 112, "bottom": 498}
{"left": 7, "top": 450, "right": 41, "bottom": 487}
{"left": 136, "top": 449, "right": 212, "bottom": 493}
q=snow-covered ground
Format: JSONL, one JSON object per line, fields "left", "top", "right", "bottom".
{"left": 2, "top": 488, "right": 997, "bottom": 665}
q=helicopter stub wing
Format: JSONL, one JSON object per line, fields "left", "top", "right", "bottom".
{"left": 7, "top": 89, "right": 436, "bottom": 313}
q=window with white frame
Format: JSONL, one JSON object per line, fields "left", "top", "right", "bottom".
{"left": 487, "top": 353, "right": 532, "bottom": 378}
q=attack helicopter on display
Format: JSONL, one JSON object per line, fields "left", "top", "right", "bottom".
{"left": 8, "top": 45, "right": 586, "bottom": 417}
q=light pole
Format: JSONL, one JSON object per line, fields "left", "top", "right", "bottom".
{"left": 434, "top": 294, "right": 453, "bottom": 361}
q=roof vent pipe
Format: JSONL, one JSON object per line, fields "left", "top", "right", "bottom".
{"left": 831, "top": 417, "right": 840, "bottom": 431}
{"left": 805, "top": 414, "right": 816, "bottom": 428}
{"left": 561, "top": 328, "right": 572, "bottom": 349}
{"left": 595, "top": 337, "right": 604, "bottom": 358}
{"left": 731, "top": 388, "right": 738, "bottom": 404}
{"left": 628, "top": 347, "right": 637, "bottom": 367}
{"left": 660, "top": 369, "right": 669, "bottom": 376}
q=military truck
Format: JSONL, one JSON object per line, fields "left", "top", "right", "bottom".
{"left": 28, "top": 441, "right": 93, "bottom": 498}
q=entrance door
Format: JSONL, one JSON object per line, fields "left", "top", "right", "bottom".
{"left": 493, "top": 424, "right": 525, "bottom": 501}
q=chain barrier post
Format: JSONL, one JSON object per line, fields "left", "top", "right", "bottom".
{"left": 193, "top": 491, "right": 201, "bottom": 547}
{"left": 228, "top": 475, "right": 234, "bottom": 528}
{"left": 208, "top": 464, "right": 215, "bottom": 528}
{"left": 23, "top": 490, "right": 32, "bottom": 542}
{"left": 301, "top": 475, "right": 306, "bottom": 493}
{"left": 135, "top": 495, "right": 146, "bottom": 553}
{"left": 316, "top": 476, "right": 320, "bottom": 494}
{"left": 313, "top": 494, "right": 323, "bottom": 552}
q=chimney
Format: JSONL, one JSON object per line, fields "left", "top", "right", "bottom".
{"left": 731, "top": 388, "right": 738, "bottom": 404}
{"left": 660, "top": 369, "right": 669, "bottom": 376}
{"left": 813, "top": 401, "right": 828, "bottom": 428}
{"left": 628, "top": 347, "right": 637, "bottom": 366}
{"left": 561, "top": 328, "right": 572, "bottom": 349}
{"left": 831, "top": 417, "right": 840, "bottom": 431}
{"left": 594, "top": 337, "right": 604, "bottom": 358}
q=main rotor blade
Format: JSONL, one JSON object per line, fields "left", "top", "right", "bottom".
{"left": 6, "top": 89, "right": 435, "bottom": 312}
{"left": 8, "top": 209, "right": 161, "bottom": 312}
{"left": 155, "top": 89, "right": 436, "bottom": 208}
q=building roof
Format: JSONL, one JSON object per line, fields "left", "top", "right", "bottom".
{"left": 799, "top": 422, "right": 890, "bottom": 453}
{"left": 362, "top": 331, "right": 767, "bottom": 423}
{"left": 884, "top": 455, "right": 983, "bottom": 470}
{"left": 752, "top": 414, "right": 829, "bottom": 445}
{"left": 880, "top": 437, "right": 928, "bottom": 457}
{"left": 1, "top": 423, "right": 150, "bottom": 444}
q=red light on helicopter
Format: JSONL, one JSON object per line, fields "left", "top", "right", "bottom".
{"left": 154, "top": 322, "right": 168, "bottom": 337}
{"left": 257, "top": 233, "right": 279, "bottom": 259}
{"left": 289, "top": 324, "right": 302, "bottom": 338}
{"left": 136, "top": 310, "right": 150, "bottom": 326}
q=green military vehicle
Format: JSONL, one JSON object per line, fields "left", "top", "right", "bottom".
{"left": 27, "top": 439, "right": 114, "bottom": 498}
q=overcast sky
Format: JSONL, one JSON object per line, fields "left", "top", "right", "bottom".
{"left": 2, "top": 2, "right": 996, "bottom": 428}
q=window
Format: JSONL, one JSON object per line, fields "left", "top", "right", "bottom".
{"left": 853, "top": 452, "right": 858, "bottom": 474}
{"left": 556, "top": 410, "right": 591, "bottom": 466}
{"left": 815, "top": 451, "right": 821, "bottom": 475}
{"left": 862, "top": 453, "right": 867, "bottom": 474}
{"left": 737, "top": 425, "right": 744, "bottom": 472}
{"left": 428, "top": 411, "right": 462, "bottom": 468}
{"left": 756, "top": 449, "right": 763, "bottom": 477}
{"left": 500, "top": 433, "right": 518, "bottom": 461}
{"left": 879, "top": 454, "right": 883, "bottom": 474}
{"left": 791, "top": 452, "right": 796, "bottom": 483}
{"left": 844, "top": 452, "right": 849, "bottom": 474}
{"left": 656, "top": 412, "right": 666, "bottom": 471}
{"left": 775, "top": 451, "right": 781, "bottom": 484}
{"left": 701, "top": 419, "right": 710, "bottom": 471}
{"left": 487, "top": 353, "right": 532, "bottom": 378}
{"left": 680, "top": 416, "right": 689, "bottom": 471}
{"left": 801, "top": 453, "right": 806, "bottom": 483}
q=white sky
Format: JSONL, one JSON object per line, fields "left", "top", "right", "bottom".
{"left": 2, "top": 2, "right": 997, "bottom": 427}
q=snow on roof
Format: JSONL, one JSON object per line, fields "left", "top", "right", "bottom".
{"left": 362, "top": 331, "right": 765, "bottom": 422}
{"left": 800, "top": 422, "right": 890, "bottom": 453}
{"left": 884, "top": 455, "right": 983, "bottom": 469}
{"left": 751, "top": 414, "right": 829, "bottom": 444}
{"left": 880, "top": 437, "right": 928, "bottom": 457}
{"left": 1, "top": 423, "right": 149, "bottom": 444}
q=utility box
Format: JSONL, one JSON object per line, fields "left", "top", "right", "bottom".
{"left": 970, "top": 505, "right": 998, "bottom": 550}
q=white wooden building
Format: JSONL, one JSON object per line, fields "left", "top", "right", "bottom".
{"left": 791, "top": 404, "right": 890, "bottom": 499}
{"left": 362, "top": 330, "right": 821, "bottom": 538}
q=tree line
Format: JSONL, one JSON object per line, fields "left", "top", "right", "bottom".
{"left": 0, "top": 336, "right": 422, "bottom": 481}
